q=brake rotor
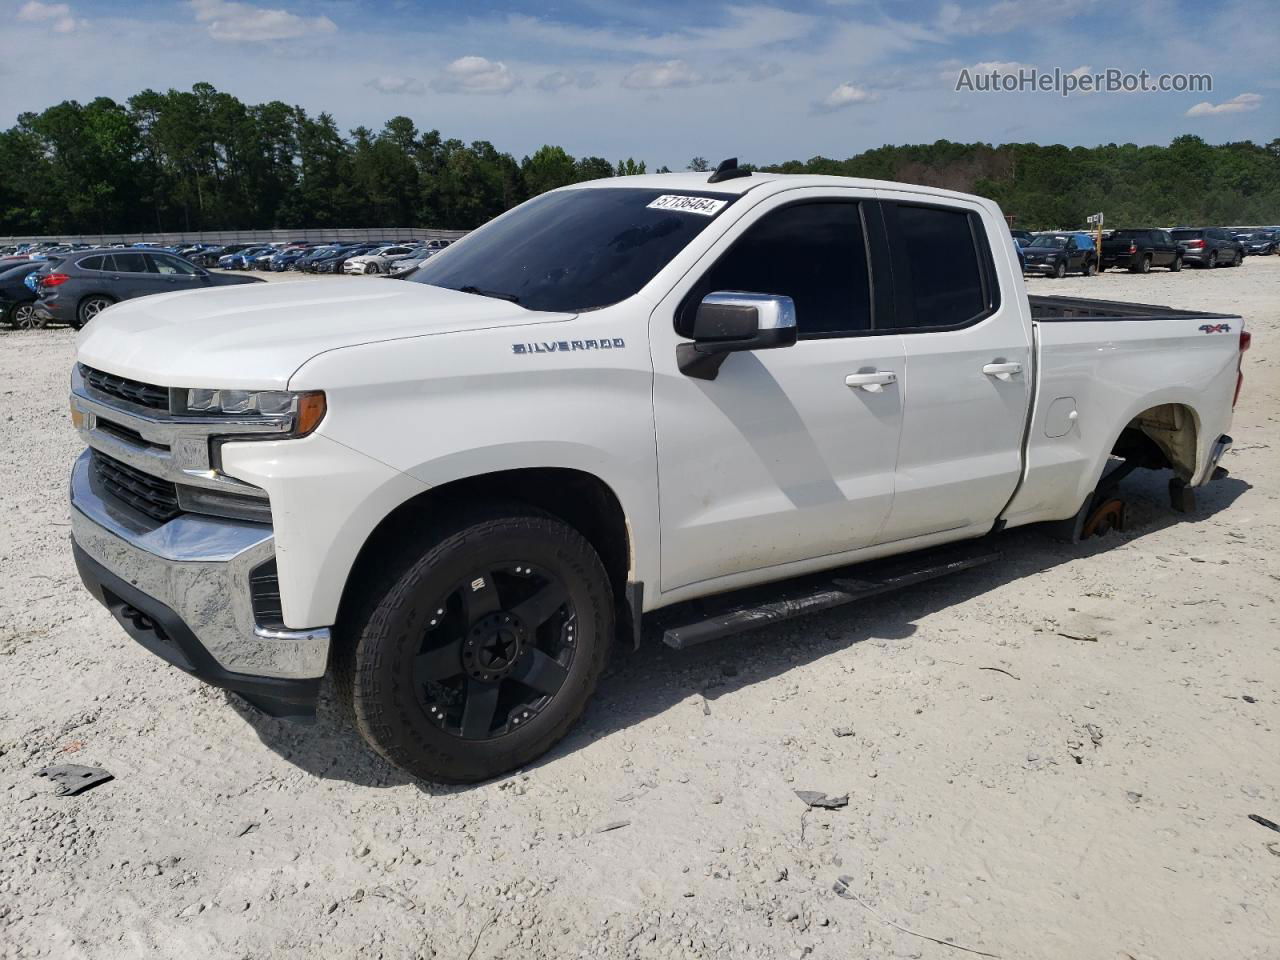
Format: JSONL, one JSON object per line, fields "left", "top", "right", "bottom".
{"left": 1082, "top": 498, "right": 1126, "bottom": 538}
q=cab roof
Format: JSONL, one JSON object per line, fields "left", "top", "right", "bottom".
{"left": 566, "top": 171, "right": 996, "bottom": 208}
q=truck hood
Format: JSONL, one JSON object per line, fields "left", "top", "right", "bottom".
{"left": 76, "top": 278, "right": 572, "bottom": 389}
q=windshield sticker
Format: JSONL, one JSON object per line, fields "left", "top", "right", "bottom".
{"left": 646, "top": 195, "right": 728, "bottom": 216}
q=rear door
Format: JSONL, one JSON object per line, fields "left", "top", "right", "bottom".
{"left": 872, "top": 194, "right": 1033, "bottom": 543}
{"left": 651, "top": 190, "right": 906, "bottom": 593}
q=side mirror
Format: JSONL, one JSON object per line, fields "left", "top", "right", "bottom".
{"left": 678, "top": 291, "right": 797, "bottom": 380}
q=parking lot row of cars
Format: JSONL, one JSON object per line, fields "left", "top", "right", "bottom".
{"left": 1010, "top": 225, "right": 1276, "bottom": 279}
{"left": 0, "top": 237, "right": 457, "bottom": 329}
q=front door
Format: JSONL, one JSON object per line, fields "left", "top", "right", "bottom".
{"left": 872, "top": 194, "right": 1033, "bottom": 543}
{"left": 651, "top": 192, "right": 905, "bottom": 594}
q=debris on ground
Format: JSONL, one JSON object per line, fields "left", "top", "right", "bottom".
{"left": 794, "top": 790, "right": 849, "bottom": 810}
{"left": 832, "top": 876, "right": 1000, "bottom": 957}
{"left": 595, "top": 819, "right": 631, "bottom": 833}
{"left": 831, "top": 726, "right": 855, "bottom": 738}
{"left": 1248, "top": 814, "right": 1280, "bottom": 834}
{"left": 35, "top": 763, "right": 113, "bottom": 796}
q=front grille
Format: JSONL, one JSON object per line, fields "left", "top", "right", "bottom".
{"left": 80, "top": 364, "right": 170, "bottom": 411}
{"left": 249, "top": 560, "right": 285, "bottom": 629}
{"left": 91, "top": 450, "right": 181, "bottom": 524}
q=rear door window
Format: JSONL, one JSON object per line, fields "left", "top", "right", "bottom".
{"left": 113, "top": 252, "right": 151, "bottom": 273}
{"left": 881, "top": 202, "right": 995, "bottom": 330}
{"left": 78, "top": 256, "right": 105, "bottom": 271}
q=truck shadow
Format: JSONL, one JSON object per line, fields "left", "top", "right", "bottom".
{"left": 228, "top": 469, "right": 1250, "bottom": 791}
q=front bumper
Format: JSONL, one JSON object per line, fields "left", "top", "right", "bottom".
{"left": 1023, "top": 261, "right": 1059, "bottom": 274}
{"left": 70, "top": 450, "right": 328, "bottom": 718}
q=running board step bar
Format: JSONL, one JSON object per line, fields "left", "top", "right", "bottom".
{"left": 659, "top": 547, "right": 1000, "bottom": 650}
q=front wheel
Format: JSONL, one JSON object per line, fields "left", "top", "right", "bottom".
{"left": 341, "top": 507, "right": 614, "bottom": 783}
{"left": 1053, "top": 260, "right": 1066, "bottom": 279}
{"left": 77, "top": 296, "right": 114, "bottom": 328}
{"left": 1082, "top": 260, "right": 1097, "bottom": 277}
{"left": 364, "top": 262, "right": 379, "bottom": 275}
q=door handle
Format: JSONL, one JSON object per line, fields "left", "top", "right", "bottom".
{"left": 845, "top": 371, "right": 897, "bottom": 393}
{"left": 982, "top": 362, "right": 1022, "bottom": 381}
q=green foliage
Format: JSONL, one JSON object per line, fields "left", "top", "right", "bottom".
{"left": 757, "top": 136, "right": 1280, "bottom": 228}
{"left": 2, "top": 84, "right": 1276, "bottom": 234}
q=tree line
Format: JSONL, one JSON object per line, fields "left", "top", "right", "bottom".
{"left": 2, "top": 82, "right": 1276, "bottom": 236}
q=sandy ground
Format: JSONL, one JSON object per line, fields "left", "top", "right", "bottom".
{"left": 1, "top": 260, "right": 1277, "bottom": 960}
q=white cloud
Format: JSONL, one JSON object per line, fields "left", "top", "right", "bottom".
{"left": 622, "top": 59, "right": 705, "bottom": 90}
{"left": 365, "top": 76, "right": 426, "bottom": 96}
{"left": 817, "top": 82, "right": 879, "bottom": 111}
{"left": 188, "top": 0, "right": 336, "bottom": 42}
{"left": 17, "top": 1, "right": 80, "bottom": 33}
{"left": 1185, "top": 92, "right": 1262, "bottom": 117}
{"left": 431, "top": 56, "right": 518, "bottom": 95}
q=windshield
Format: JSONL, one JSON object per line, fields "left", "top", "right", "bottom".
{"left": 410, "top": 187, "right": 738, "bottom": 312}
{"left": 1028, "top": 236, "right": 1068, "bottom": 249}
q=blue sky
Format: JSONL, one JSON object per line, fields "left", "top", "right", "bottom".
{"left": 5, "top": 0, "right": 1276, "bottom": 167}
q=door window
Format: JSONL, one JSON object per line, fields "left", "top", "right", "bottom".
{"left": 881, "top": 203, "right": 995, "bottom": 330}
{"left": 148, "top": 254, "right": 198, "bottom": 275}
{"left": 112, "top": 252, "right": 150, "bottom": 274}
{"left": 685, "top": 202, "right": 871, "bottom": 338}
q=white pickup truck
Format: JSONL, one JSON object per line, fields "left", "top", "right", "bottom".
{"left": 68, "top": 166, "right": 1249, "bottom": 782}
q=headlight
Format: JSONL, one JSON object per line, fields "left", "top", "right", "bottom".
{"left": 183, "top": 388, "right": 326, "bottom": 436}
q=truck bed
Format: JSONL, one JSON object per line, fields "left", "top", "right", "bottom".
{"left": 1029, "top": 294, "right": 1237, "bottom": 323}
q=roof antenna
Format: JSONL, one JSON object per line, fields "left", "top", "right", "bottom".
{"left": 707, "top": 157, "right": 751, "bottom": 184}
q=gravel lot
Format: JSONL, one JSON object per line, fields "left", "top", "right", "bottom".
{"left": 1, "top": 260, "right": 1277, "bottom": 960}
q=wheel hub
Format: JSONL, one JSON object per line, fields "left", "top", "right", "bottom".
{"left": 462, "top": 612, "right": 526, "bottom": 681}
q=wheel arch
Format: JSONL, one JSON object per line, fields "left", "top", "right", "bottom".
{"left": 334, "top": 466, "right": 635, "bottom": 647}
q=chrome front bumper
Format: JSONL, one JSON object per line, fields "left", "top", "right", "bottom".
{"left": 70, "top": 450, "right": 330, "bottom": 681}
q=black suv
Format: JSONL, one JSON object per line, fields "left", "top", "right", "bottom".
{"left": 34, "top": 249, "right": 263, "bottom": 328}
{"left": 1100, "top": 229, "right": 1182, "bottom": 273}
{"left": 1021, "top": 233, "right": 1098, "bottom": 278}
{"left": 1170, "top": 228, "right": 1244, "bottom": 268}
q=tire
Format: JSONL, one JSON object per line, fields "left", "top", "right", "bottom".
{"left": 1207, "top": 251, "right": 1218, "bottom": 268}
{"left": 1082, "top": 259, "right": 1096, "bottom": 277}
{"left": 1053, "top": 260, "right": 1066, "bottom": 279}
{"left": 1229, "top": 251, "right": 1242, "bottom": 267}
{"left": 1169, "top": 255, "right": 1182, "bottom": 272}
{"left": 364, "top": 262, "right": 379, "bottom": 275}
{"left": 9, "top": 303, "right": 44, "bottom": 330}
{"left": 77, "top": 296, "right": 114, "bottom": 328}
{"left": 340, "top": 506, "right": 614, "bottom": 783}
{"left": 1138, "top": 254, "right": 1152, "bottom": 274}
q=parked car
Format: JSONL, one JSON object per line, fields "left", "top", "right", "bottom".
{"left": 1021, "top": 233, "right": 1098, "bottom": 278}
{"left": 34, "top": 249, "right": 264, "bottom": 328}
{"left": 1009, "top": 229, "right": 1033, "bottom": 247}
{"left": 310, "top": 244, "right": 378, "bottom": 274}
{"left": 67, "top": 171, "right": 1247, "bottom": 782}
{"left": 1170, "top": 227, "right": 1243, "bottom": 268}
{"left": 384, "top": 246, "right": 439, "bottom": 278}
{"left": 344, "top": 245, "right": 417, "bottom": 275}
{"left": 218, "top": 246, "right": 275, "bottom": 270}
{"left": 1236, "top": 229, "right": 1278, "bottom": 256}
{"left": 1099, "top": 229, "right": 1183, "bottom": 273}
{"left": 0, "top": 261, "right": 47, "bottom": 329}
{"left": 269, "top": 247, "right": 316, "bottom": 271}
